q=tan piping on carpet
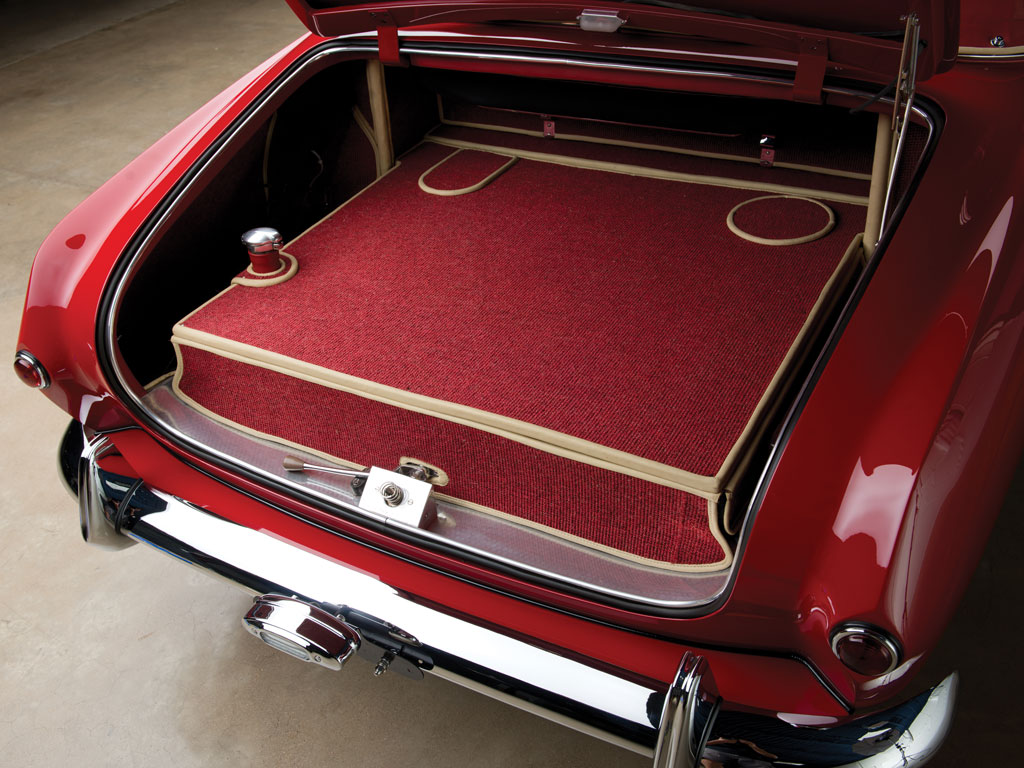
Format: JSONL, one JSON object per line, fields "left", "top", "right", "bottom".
{"left": 417, "top": 149, "right": 519, "bottom": 196}
{"left": 717, "top": 234, "right": 864, "bottom": 513}
{"left": 423, "top": 135, "right": 870, "bottom": 206}
{"left": 721, "top": 234, "right": 865, "bottom": 534}
{"left": 172, "top": 155, "right": 863, "bottom": 541}
{"left": 439, "top": 114, "right": 874, "bottom": 181}
{"left": 170, "top": 330, "right": 722, "bottom": 497}
{"left": 231, "top": 252, "right": 298, "bottom": 287}
{"left": 166, "top": 351, "right": 730, "bottom": 571}
{"left": 958, "top": 45, "right": 1024, "bottom": 56}
{"left": 726, "top": 196, "right": 836, "bottom": 246}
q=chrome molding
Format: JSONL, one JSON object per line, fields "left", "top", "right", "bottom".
{"left": 100, "top": 37, "right": 934, "bottom": 611}
{"left": 64, "top": 419, "right": 959, "bottom": 767}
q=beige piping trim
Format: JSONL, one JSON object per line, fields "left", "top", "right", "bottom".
{"left": 721, "top": 236, "right": 864, "bottom": 533}
{"left": 417, "top": 149, "right": 518, "bottom": 196}
{"left": 726, "top": 196, "right": 835, "bottom": 246}
{"left": 715, "top": 233, "right": 865, "bottom": 504}
{"left": 446, "top": 494, "right": 731, "bottom": 572}
{"left": 440, "top": 116, "right": 873, "bottom": 181}
{"left": 958, "top": 45, "right": 1024, "bottom": 56}
{"left": 168, "top": 348, "right": 728, "bottom": 572}
{"left": 232, "top": 253, "right": 298, "bottom": 287}
{"left": 424, "top": 135, "right": 870, "bottom": 206}
{"left": 366, "top": 60, "right": 394, "bottom": 175}
{"left": 170, "top": 330, "right": 721, "bottom": 497}
{"left": 143, "top": 371, "right": 174, "bottom": 391}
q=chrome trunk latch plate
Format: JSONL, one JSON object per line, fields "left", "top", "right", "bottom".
{"left": 359, "top": 466, "right": 435, "bottom": 527}
{"left": 283, "top": 456, "right": 443, "bottom": 528}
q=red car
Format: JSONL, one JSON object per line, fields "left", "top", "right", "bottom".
{"left": 16, "top": 1, "right": 1023, "bottom": 765}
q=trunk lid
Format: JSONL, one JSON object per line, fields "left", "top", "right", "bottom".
{"left": 285, "top": 0, "right": 958, "bottom": 86}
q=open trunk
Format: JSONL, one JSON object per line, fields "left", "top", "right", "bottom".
{"left": 111, "top": 50, "right": 932, "bottom": 609}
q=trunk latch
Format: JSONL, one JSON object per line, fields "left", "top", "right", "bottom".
{"left": 283, "top": 456, "right": 444, "bottom": 529}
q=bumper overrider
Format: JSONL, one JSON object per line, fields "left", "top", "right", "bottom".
{"left": 63, "top": 421, "right": 957, "bottom": 767}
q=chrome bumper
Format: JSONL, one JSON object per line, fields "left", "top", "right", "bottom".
{"left": 63, "top": 421, "right": 958, "bottom": 767}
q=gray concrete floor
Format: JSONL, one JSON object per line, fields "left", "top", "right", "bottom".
{"left": 0, "top": 1, "right": 1019, "bottom": 765}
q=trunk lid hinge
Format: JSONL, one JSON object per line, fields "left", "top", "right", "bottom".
{"left": 880, "top": 13, "right": 921, "bottom": 233}
{"left": 371, "top": 11, "right": 404, "bottom": 66}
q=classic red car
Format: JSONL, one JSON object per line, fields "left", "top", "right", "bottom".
{"left": 16, "top": 1, "right": 1023, "bottom": 765}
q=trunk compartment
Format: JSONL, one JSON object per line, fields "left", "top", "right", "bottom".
{"left": 111, "top": 50, "right": 929, "bottom": 605}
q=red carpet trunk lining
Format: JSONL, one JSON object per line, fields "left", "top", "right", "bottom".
{"left": 172, "top": 140, "right": 864, "bottom": 569}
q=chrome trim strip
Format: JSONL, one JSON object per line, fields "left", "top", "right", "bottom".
{"left": 100, "top": 39, "right": 935, "bottom": 611}
{"left": 397, "top": 46, "right": 789, "bottom": 84}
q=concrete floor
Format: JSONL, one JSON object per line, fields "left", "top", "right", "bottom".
{"left": 0, "top": 1, "right": 1019, "bottom": 765}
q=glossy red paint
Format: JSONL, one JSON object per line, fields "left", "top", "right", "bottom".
{"left": 724, "top": 59, "right": 1024, "bottom": 705}
{"left": 17, "top": 4, "right": 1023, "bottom": 722}
{"left": 17, "top": 33, "right": 318, "bottom": 429}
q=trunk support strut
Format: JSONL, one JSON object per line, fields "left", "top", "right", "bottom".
{"left": 879, "top": 13, "right": 921, "bottom": 236}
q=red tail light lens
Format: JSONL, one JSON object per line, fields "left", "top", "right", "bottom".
{"left": 831, "top": 624, "right": 901, "bottom": 677}
{"left": 13, "top": 350, "right": 50, "bottom": 389}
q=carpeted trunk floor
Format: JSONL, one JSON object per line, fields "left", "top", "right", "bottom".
{"left": 172, "top": 139, "right": 863, "bottom": 567}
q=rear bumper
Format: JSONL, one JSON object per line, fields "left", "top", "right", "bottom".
{"left": 63, "top": 420, "right": 958, "bottom": 767}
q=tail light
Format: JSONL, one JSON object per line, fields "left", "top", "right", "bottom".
{"left": 13, "top": 350, "right": 49, "bottom": 389}
{"left": 831, "top": 623, "right": 901, "bottom": 677}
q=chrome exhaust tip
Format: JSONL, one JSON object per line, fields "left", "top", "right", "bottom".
{"left": 243, "top": 595, "right": 360, "bottom": 671}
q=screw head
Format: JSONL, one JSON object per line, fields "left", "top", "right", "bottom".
{"left": 991, "top": 35, "right": 1006, "bottom": 48}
